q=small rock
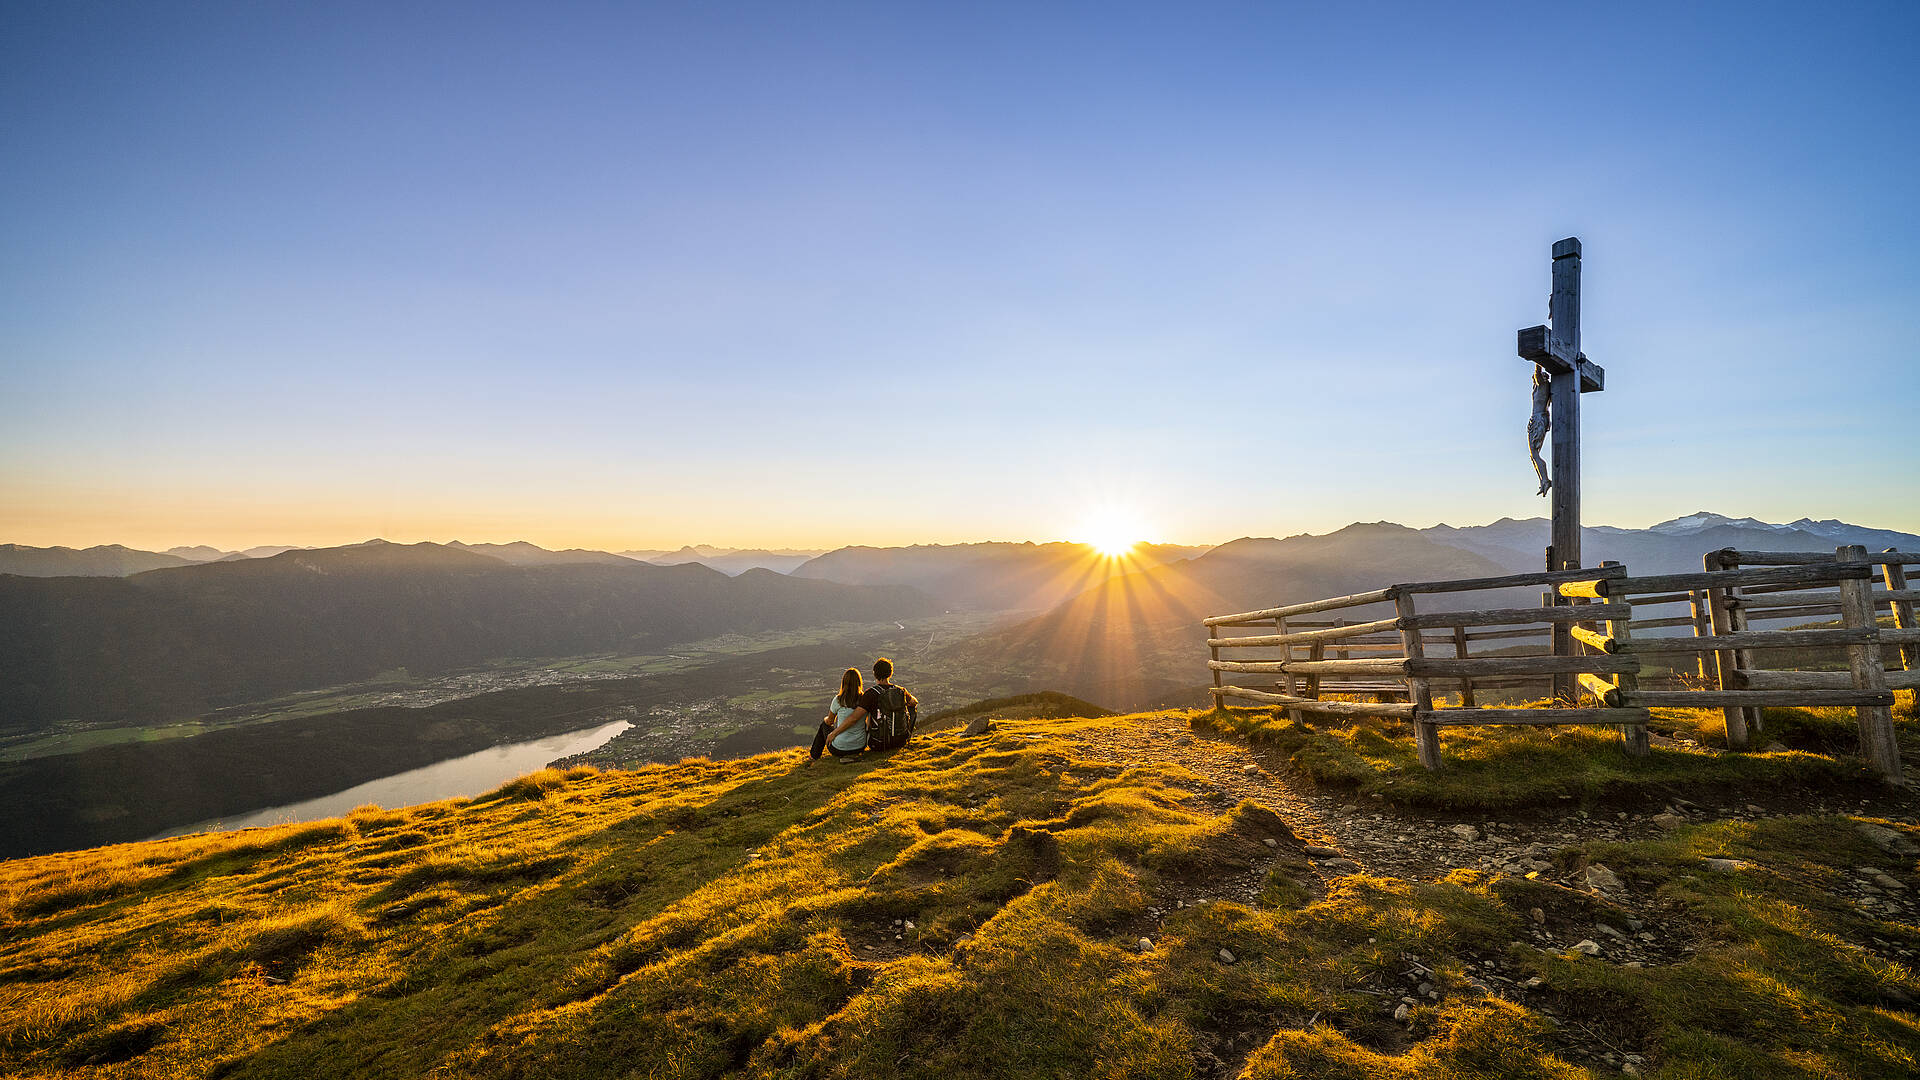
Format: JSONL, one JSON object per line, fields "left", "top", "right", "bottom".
{"left": 1138, "top": 937, "right": 1154, "bottom": 953}
{"left": 1263, "top": 837, "right": 1279, "bottom": 848}
{"left": 1451, "top": 824, "right": 1482, "bottom": 842}
{"left": 963, "top": 716, "right": 993, "bottom": 737}
{"left": 1571, "top": 940, "right": 1602, "bottom": 956}
{"left": 1323, "top": 857, "right": 1360, "bottom": 871}
{"left": 1874, "top": 873, "right": 1907, "bottom": 891}
{"left": 1596, "top": 923, "right": 1627, "bottom": 940}
{"left": 1703, "top": 858, "right": 1750, "bottom": 873}
{"left": 1523, "top": 976, "right": 1546, "bottom": 989}
{"left": 1393, "top": 1003, "right": 1411, "bottom": 1021}
{"left": 1746, "top": 803, "right": 1767, "bottom": 813}
{"left": 1304, "top": 845, "right": 1340, "bottom": 858}
{"left": 1243, "top": 765, "right": 1260, "bottom": 776}
{"left": 1530, "top": 907, "right": 1546, "bottom": 925}
{"left": 903, "top": 920, "right": 915, "bottom": 930}
{"left": 1583, "top": 863, "right": 1623, "bottom": 890}
{"left": 1622, "top": 1065, "right": 1642, "bottom": 1077}
{"left": 1218, "top": 948, "right": 1237, "bottom": 964}
{"left": 1417, "top": 981, "right": 1433, "bottom": 996}
{"left": 1651, "top": 812, "right": 1685, "bottom": 829}
{"left": 1858, "top": 823, "right": 1919, "bottom": 856}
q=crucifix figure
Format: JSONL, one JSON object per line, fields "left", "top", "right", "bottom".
{"left": 1517, "top": 237, "right": 1606, "bottom": 700}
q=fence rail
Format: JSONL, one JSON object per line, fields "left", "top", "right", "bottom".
{"left": 1204, "top": 545, "right": 1915, "bottom": 780}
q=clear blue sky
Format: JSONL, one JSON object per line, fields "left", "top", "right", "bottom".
{"left": 4, "top": 1, "right": 1915, "bottom": 550}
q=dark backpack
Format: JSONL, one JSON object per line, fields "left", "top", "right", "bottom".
{"left": 866, "top": 684, "right": 916, "bottom": 751}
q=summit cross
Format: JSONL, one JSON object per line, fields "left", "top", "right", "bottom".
{"left": 1517, "top": 237, "right": 1607, "bottom": 701}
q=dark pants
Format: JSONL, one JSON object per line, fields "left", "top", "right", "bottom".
{"left": 810, "top": 721, "right": 862, "bottom": 760}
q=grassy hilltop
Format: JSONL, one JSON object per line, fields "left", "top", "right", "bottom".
{"left": 4, "top": 705, "right": 1920, "bottom": 1078}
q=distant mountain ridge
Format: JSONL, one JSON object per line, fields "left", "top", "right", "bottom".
{"left": 0, "top": 544, "right": 198, "bottom": 577}
{"left": 791, "top": 541, "right": 1214, "bottom": 610}
{"left": 0, "top": 540, "right": 937, "bottom": 734}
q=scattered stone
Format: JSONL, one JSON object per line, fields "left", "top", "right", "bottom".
{"left": 1243, "top": 765, "right": 1261, "bottom": 776}
{"left": 1138, "top": 937, "right": 1154, "bottom": 953}
{"left": 1322, "top": 857, "right": 1361, "bottom": 871}
{"left": 1583, "top": 864, "right": 1623, "bottom": 890}
{"left": 903, "top": 920, "right": 916, "bottom": 930}
{"left": 1393, "top": 1003, "right": 1411, "bottom": 1021}
{"left": 1858, "top": 823, "right": 1919, "bottom": 857}
{"left": 1530, "top": 908, "right": 1546, "bottom": 925}
{"left": 963, "top": 716, "right": 993, "bottom": 737}
{"left": 1596, "top": 923, "right": 1628, "bottom": 940}
{"left": 1746, "top": 804, "right": 1768, "bottom": 814}
{"left": 1304, "top": 845, "right": 1340, "bottom": 858}
{"left": 1217, "top": 948, "right": 1237, "bottom": 964}
{"left": 1451, "top": 824, "right": 1482, "bottom": 842}
{"left": 1651, "top": 812, "right": 1686, "bottom": 829}
{"left": 1703, "top": 858, "right": 1751, "bottom": 873}
{"left": 1523, "top": 976, "right": 1546, "bottom": 989}
{"left": 1875, "top": 873, "right": 1907, "bottom": 891}
{"left": 1263, "top": 838, "right": 1279, "bottom": 848}
{"left": 1571, "top": 940, "right": 1602, "bottom": 956}
{"left": 1417, "top": 982, "right": 1434, "bottom": 996}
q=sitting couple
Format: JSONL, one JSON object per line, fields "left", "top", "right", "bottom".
{"left": 809, "top": 657, "right": 918, "bottom": 764}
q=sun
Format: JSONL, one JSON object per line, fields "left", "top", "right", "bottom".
{"left": 1076, "top": 510, "right": 1150, "bottom": 558}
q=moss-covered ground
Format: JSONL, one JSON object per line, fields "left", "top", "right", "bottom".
{"left": 3, "top": 709, "right": 1919, "bottom": 1078}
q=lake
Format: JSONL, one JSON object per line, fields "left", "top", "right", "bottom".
{"left": 148, "top": 719, "right": 632, "bottom": 839}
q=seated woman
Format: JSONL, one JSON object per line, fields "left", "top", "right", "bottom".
{"left": 809, "top": 668, "right": 869, "bottom": 764}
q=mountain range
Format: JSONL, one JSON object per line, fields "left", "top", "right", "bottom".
{"left": 0, "top": 540, "right": 935, "bottom": 735}
{"left": 4, "top": 512, "right": 1912, "bottom": 727}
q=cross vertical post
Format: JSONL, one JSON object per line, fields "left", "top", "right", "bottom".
{"left": 1518, "top": 237, "right": 1605, "bottom": 703}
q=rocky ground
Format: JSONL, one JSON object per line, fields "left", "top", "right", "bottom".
{"left": 1023, "top": 715, "right": 1920, "bottom": 1077}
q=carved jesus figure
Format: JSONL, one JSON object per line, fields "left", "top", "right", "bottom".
{"left": 1528, "top": 367, "right": 1552, "bottom": 496}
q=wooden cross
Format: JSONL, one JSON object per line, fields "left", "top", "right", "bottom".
{"left": 1517, "top": 237, "right": 1605, "bottom": 699}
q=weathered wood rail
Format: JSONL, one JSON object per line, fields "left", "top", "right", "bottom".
{"left": 1205, "top": 545, "right": 1914, "bottom": 780}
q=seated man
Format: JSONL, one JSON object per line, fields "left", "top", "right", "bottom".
{"left": 860, "top": 657, "right": 919, "bottom": 751}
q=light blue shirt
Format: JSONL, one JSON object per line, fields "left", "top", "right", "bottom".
{"left": 828, "top": 695, "right": 866, "bottom": 752}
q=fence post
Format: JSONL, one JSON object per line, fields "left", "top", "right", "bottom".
{"left": 1276, "top": 616, "right": 1303, "bottom": 725}
{"left": 1606, "top": 594, "right": 1649, "bottom": 757}
{"left": 1208, "top": 622, "right": 1224, "bottom": 712}
{"left": 1688, "top": 589, "right": 1713, "bottom": 680}
{"left": 1838, "top": 545, "right": 1902, "bottom": 782}
{"left": 1703, "top": 550, "right": 1751, "bottom": 750}
{"left": 1720, "top": 550, "right": 1764, "bottom": 736}
{"left": 1394, "top": 591, "right": 1442, "bottom": 770}
{"left": 1885, "top": 550, "right": 1918, "bottom": 673}
{"left": 1453, "top": 625, "right": 1475, "bottom": 706}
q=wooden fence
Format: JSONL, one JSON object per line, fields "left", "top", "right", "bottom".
{"left": 1205, "top": 545, "right": 1914, "bottom": 780}
{"left": 1204, "top": 566, "right": 1650, "bottom": 771}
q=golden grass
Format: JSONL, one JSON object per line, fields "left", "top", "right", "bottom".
{"left": 0, "top": 713, "right": 1916, "bottom": 1077}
